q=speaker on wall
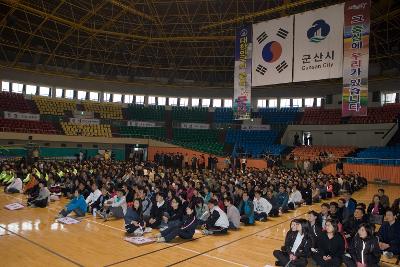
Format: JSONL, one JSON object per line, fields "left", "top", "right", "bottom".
{"left": 372, "top": 91, "right": 381, "bottom": 102}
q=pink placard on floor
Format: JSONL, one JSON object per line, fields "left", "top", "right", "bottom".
{"left": 124, "top": 236, "right": 155, "bottom": 245}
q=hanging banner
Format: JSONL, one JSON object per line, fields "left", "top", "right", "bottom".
{"left": 233, "top": 25, "right": 252, "bottom": 120}
{"left": 69, "top": 118, "right": 100, "bottom": 125}
{"left": 293, "top": 4, "right": 344, "bottom": 82}
{"left": 342, "top": 0, "right": 370, "bottom": 117}
{"left": 4, "top": 111, "right": 40, "bottom": 121}
{"left": 180, "top": 122, "right": 210, "bottom": 130}
{"left": 127, "top": 121, "right": 158, "bottom": 127}
{"left": 252, "top": 15, "right": 294, "bottom": 86}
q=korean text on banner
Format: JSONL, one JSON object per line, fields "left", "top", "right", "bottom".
{"left": 252, "top": 15, "right": 294, "bottom": 86}
{"left": 233, "top": 25, "right": 252, "bottom": 120}
{"left": 342, "top": 0, "right": 370, "bottom": 117}
{"left": 293, "top": 4, "right": 344, "bottom": 82}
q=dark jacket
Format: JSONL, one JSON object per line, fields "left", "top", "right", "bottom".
{"left": 282, "top": 230, "right": 297, "bottom": 251}
{"left": 344, "top": 216, "right": 368, "bottom": 238}
{"left": 300, "top": 187, "right": 312, "bottom": 205}
{"left": 91, "top": 194, "right": 109, "bottom": 210}
{"left": 349, "top": 234, "right": 381, "bottom": 267}
{"left": 310, "top": 223, "right": 323, "bottom": 248}
{"left": 282, "top": 232, "right": 312, "bottom": 259}
{"left": 316, "top": 232, "right": 345, "bottom": 260}
{"left": 167, "top": 206, "right": 184, "bottom": 223}
{"left": 150, "top": 201, "right": 167, "bottom": 225}
{"left": 378, "top": 220, "right": 400, "bottom": 252}
{"left": 180, "top": 214, "right": 197, "bottom": 237}
{"left": 367, "top": 203, "right": 385, "bottom": 216}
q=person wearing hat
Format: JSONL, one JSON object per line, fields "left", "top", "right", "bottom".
{"left": 27, "top": 180, "right": 50, "bottom": 208}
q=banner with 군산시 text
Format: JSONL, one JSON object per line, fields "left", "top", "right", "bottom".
{"left": 293, "top": 4, "right": 344, "bottom": 82}
{"left": 233, "top": 25, "right": 252, "bottom": 120}
{"left": 252, "top": 15, "right": 294, "bottom": 86}
{"left": 342, "top": 0, "right": 370, "bottom": 117}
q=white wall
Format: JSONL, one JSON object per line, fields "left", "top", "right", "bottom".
{"left": 282, "top": 123, "right": 398, "bottom": 148}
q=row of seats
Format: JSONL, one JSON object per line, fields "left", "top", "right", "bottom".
{"left": 300, "top": 108, "right": 342, "bottom": 125}
{"left": 82, "top": 102, "right": 123, "bottom": 120}
{"left": 0, "top": 91, "right": 33, "bottom": 113}
{"left": 33, "top": 96, "right": 76, "bottom": 115}
{"left": 290, "top": 145, "right": 356, "bottom": 161}
{"left": 173, "top": 128, "right": 220, "bottom": 143}
{"left": 348, "top": 104, "right": 400, "bottom": 124}
{"left": 214, "top": 108, "right": 233, "bottom": 124}
{"left": 257, "top": 108, "right": 300, "bottom": 125}
{"left": 0, "top": 118, "right": 57, "bottom": 134}
{"left": 118, "top": 126, "right": 166, "bottom": 139}
{"left": 173, "top": 140, "right": 224, "bottom": 156}
{"left": 61, "top": 122, "right": 112, "bottom": 137}
{"left": 125, "top": 105, "right": 165, "bottom": 121}
{"left": 172, "top": 107, "right": 208, "bottom": 123}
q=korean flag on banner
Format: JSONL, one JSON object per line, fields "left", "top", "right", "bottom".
{"left": 252, "top": 15, "right": 294, "bottom": 86}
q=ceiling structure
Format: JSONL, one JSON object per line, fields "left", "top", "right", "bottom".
{"left": 0, "top": 0, "right": 399, "bottom": 87}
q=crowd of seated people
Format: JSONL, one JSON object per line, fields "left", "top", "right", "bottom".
{"left": 274, "top": 187, "right": 400, "bottom": 267}
{"left": 1, "top": 156, "right": 399, "bottom": 266}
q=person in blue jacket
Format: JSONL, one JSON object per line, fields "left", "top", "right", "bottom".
{"left": 239, "top": 191, "right": 254, "bottom": 225}
{"left": 277, "top": 185, "right": 289, "bottom": 213}
{"left": 155, "top": 203, "right": 197, "bottom": 242}
{"left": 56, "top": 189, "right": 87, "bottom": 218}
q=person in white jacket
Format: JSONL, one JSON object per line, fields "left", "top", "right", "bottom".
{"left": 4, "top": 177, "right": 22, "bottom": 194}
{"left": 102, "top": 188, "right": 127, "bottom": 221}
{"left": 253, "top": 190, "right": 272, "bottom": 221}
{"left": 86, "top": 183, "right": 101, "bottom": 213}
{"left": 202, "top": 199, "right": 229, "bottom": 235}
{"left": 288, "top": 185, "right": 303, "bottom": 209}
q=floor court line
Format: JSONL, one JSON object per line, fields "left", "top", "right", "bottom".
{"left": 0, "top": 225, "right": 84, "bottom": 267}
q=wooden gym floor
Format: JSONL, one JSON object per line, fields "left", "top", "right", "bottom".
{"left": 0, "top": 184, "right": 398, "bottom": 267}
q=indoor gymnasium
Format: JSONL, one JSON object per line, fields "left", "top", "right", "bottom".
{"left": 0, "top": 0, "right": 400, "bottom": 266}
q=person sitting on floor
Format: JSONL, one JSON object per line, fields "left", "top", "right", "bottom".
{"left": 4, "top": 176, "right": 22, "bottom": 194}
{"left": 307, "top": 210, "right": 322, "bottom": 250}
{"left": 124, "top": 198, "right": 146, "bottom": 235}
{"left": 155, "top": 203, "right": 197, "bottom": 242}
{"left": 27, "top": 180, "right": 50, "bottom": 208}
{"left": 273, "top": 218, "right": 312, "bottom": 267}
{"left": 86, "top": 182, "right": 101, "bottom": 213}
{"left": 147, "top": 192, "right": 167, "bottom": 229}
{"left": 312, "top": 219, "right": 345, "bottom": 267}
{"left": 92, "top": 187, "right": 109, "bottom": 215}
{"left": 343, "top": 223, "right": 381, "bottom": 267}
{"left": 344, "top": 208, "right": 368, "bottom": 241}
{"left": 265, "top": 190, "right": 280, "bottom": 217}
{"left": 101, "top": 187, "right": 127, "bottom": 221}
{"left": 224, "top": 197, "right": 240, "bottom": 229}
{"left": 378, "top": 209, "right": 400, "bottom": 259}
{"left": 238, "top": 191, "right": 255, "bottom": 225}
{"left": 202, "top": 199, "right": 229, "bottom": 235}
{"left": 56, "top": 189, "right": 87, "bottom": 218}
{"left": 253, "top": 190, "right": 272, "bottom": 222}
{"left": 160, "top": 196, "right": 183, "bottom": 231}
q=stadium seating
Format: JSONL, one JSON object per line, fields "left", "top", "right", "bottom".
{"left": 226, "top": 129, "right": 285, "bottom": 157}
{"left": 125, "top": 105, "right": 165, "bottom": 121}
{"left": 61, "top": 122, "right": 112, "bottom": 137}
{"left": 172, "top": 107, "right": 208, "bottom": 123}
{"left": 0, "top": 118, "right": 57, "bottom": 134}
{"left": 83, "top": 102, "right": 123, "bottom": 120}
{"left": 290, "top": 145, "right": 356, "bottom": 161}
{"left": 172, "top": 128, "right": 223, "bottom": 155}
{"left": 348, "top": 104, "right": 400, "bottom": 124}
{"left": 118, "top": 126, "right": 166, "bottom": 139}
{"left": 0, "top": 91, "right": 33, "bottom": 113}
{"left": 257, "top": 108, "right": 301, "bottom": 124}
{"left": 33, "top": 96, "right": 76, "bottom": 115}
{"left": 349, "top": 145, "right": 400, "bottom": 165}
{"left": 214, "top": 108, "right": 233, "bottom": 124}
{"left": 300, "top": 108, "right": 342, "bottom": 125}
